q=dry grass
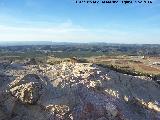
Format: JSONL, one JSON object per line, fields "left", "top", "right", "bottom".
{"left": 88, "top": 55, "right": 160, "bottom": 76}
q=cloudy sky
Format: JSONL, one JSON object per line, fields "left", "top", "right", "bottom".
{"left": 0, "top": 0, "right": 160, "bottom": 44}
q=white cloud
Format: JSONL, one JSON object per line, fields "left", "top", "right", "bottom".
{"left": 0, "top": 19, "right": 159, "bottom": 44}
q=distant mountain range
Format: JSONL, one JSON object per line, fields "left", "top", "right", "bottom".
{"left": 0, "top": 41, "right": 160, "bottom": 46}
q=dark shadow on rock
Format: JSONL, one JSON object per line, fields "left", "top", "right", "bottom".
{"left": 94, "top": 67, "right": 160, "bottom": 120}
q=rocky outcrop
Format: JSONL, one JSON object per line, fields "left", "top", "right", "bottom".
{"left": 10, "top": 82, "right": 41, "bottom": 104}
{"left": 8, "top": 74, "right": 43, "bottom": 104}
{"left": 0, "top": 62, "right": 159, "bottom": 120}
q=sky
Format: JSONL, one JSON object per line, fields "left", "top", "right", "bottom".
{"left": 0, "top": 0, "right": 160, "bottom": 44}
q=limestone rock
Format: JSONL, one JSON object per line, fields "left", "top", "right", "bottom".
{"left": 10, "top": 82, "right": 41, "bottom": 104}
{"left": 46, "top": 104, "right": 70, "bottom": 119}
{"left": 0, "top": 62, "right": 160, "bottom": 120}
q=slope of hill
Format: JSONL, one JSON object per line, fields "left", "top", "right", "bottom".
{"left": 0, "top": 61, "right": 160, "bottom": 120}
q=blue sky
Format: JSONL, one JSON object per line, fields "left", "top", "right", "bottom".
{"left": 0, "top": 0, "right": 160, "bottom": 43}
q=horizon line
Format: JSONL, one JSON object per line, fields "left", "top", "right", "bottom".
{"left": 0, "top": 40, "right": 160, "bottom": 46}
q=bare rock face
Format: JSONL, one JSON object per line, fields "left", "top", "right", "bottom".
{"left": 46, "top": 104, "right": 70, "bottom": 119}
{"left": 69, "top": 84, "right": 124, "bottom": 120}
{"left": 9, "top": 74, "right": 43, "bottom": 88}
{"left": 10, "top": 82, "right": 41, "bottom": 104}
{"left": 0, "top": 74, "right": 11, "bottom": 89}
{"left": 9, "top": 74, "right": 43, "bottom": 104}
{"left": 0, "top": 62, "right": 160, "bottom": 120}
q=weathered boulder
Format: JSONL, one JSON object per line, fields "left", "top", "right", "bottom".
{"left": 8, "top": 74, "right": 44, "bottom": 104}
{"left": 10, "top": 82, "right": 41, "bottom": 104}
